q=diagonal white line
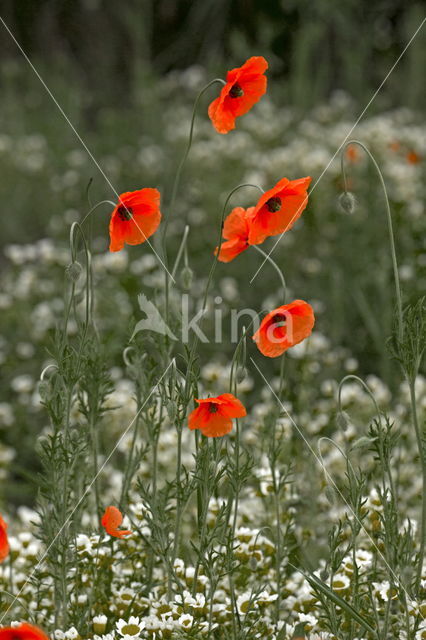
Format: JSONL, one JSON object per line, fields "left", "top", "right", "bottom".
{"left": 0, "top": 359, "right": 175, "bottom": 623}
{"left": 250, "top": 16, "right": 426, "bottom": 283}
{"left": 250, "top": 356, "right": 423, "bottom": 618}
{"left": 0, "top": 15, "right": 175, "bottom": 283}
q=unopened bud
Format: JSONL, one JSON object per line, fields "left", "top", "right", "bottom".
{"left": 38, "top": 380, "right": 50, "bottom": 402}
{"left": 166, "top": 400, "right": 177, "bottom": 423}
{"left": 236, "top": 366, "right": 247, "bottom": 384}
{"left": 350, "top": 436, "right": 374, "bottom": 451}
{"left": 336, "top": 411, "right": 350, "bottom": 431}
{"left": 180, "top": 266, "right": 193, "bottom": 291}
{"left": 338, "top": 191, "right": 356, "bottom": 214}
{"left": 66, "top": 261, "right": 83, "bottom": 282}
{"left": 324, "top": 485, "right": 337, "bottom": 505}
{"left": 320, "top": 568, "right": 329, "bottom": 581}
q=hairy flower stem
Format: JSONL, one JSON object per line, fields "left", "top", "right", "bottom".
{"left": 89, "top": 404, "right": 101, "bottom": 520}
{"left": 183, "top": 183, "right": 263, "bottom": 404}
{"left": 170, "top": 420, "right": 183, "bottom": 592}
{"left": 119, "top": 390, "right": 143, "bottom": 508}
{"left": 341, "top": 140, "right": 403, "bottom": 340}
{"left": 162, "top": 78, "right": 226, "bottom": 327}
{"left": 409, "top": 379, "right": 426, "bottom": 592}
{"left": 59, "top": 388, "right": 73, "bottom": 628}
{"left": 271, "top": 354, "right": 286, "bottom": 621}
{"left": 252, "top": 245, "right": 287, "bottom": 303}
{"left": 191, "top": 440, "right": 221, "bottom": 596}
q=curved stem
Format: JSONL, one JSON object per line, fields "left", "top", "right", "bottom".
{"left": 337, "top": 374, "right": 383, "bottom": 426}
{"left": 341, "top": 140, "right": 403, "bottom": 340}
{"left": 252, "top": 245, "right": 287, "bottom": 304}
{"left": 161, "top": 78, "right": 226, "bottom": 254}
{"left": 162, "top": 78, "right": 225, "bottom": 331}
{"left": 183, "top": 183, "right": 262, "bottom": 402}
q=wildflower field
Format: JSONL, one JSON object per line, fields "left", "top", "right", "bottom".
{"left": 0, "top": 22, "right": 426, "bottom": 640}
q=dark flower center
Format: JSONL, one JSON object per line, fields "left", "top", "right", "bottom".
{"left": 266, "top": 197, "right": 282, "bottom": 213}
{"left": 209, "top": 403, "right": 219, "bottom": 413}
{"left": 229, "top": 83, "right": 244, "bottom": 98}
{"left": 117, "top": 205, "right": 133, "bottom": 221}
{"left": 272, "top": 313, "right": 287, "bottom": 326}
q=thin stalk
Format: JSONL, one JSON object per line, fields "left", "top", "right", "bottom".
{"left": 60, "top": 388, "right": 73, "bottom": 628}
{"left": 162, "top": 78, "right": 226, "bottom": 327}
{"left": 252, "top": 245, "right": 287, "bottom": 303}
{"left": 119, "top": 390, "right": 143, "bottom": 508}
{"left": 161, "top": 78, "right": 226, "bottom": 254}
{"left": 341, "top": 140, "right": 403, "bottom": 339}
{"left": 409, "top": 378, "right": 426, "bottom": 592}
{"left": 191, "top": 440, "right": 221, "bottom": 596}
{"left": 183, "top": 183, "right": 263, "bottom": 403}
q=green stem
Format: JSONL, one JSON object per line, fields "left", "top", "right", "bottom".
{"left": 192, "top": 439, "right": 221, "bottom": 596}
{"left": 161, "top": 78, "right": 226, "bottom": 255}
{"left": 119, "top": 390, "right": 143, "bottom": 508}
{"left": 183, "top": 183, "right": 262, "bottom": 403}
{"left": 162, "top": 78, "right": 226, "bottom": 329}
{"left": 337, "top": 374, "right": 383, "bottom": 425}
{"left": 341, "top": 140, "right": 403, "bottom": 340}
{"left": 409, "top": 378, "right": 426, "bottom": 593}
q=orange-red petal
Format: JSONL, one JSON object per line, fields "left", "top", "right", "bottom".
{"left": 101, "top": 506, "right": 132, "bottom": 538}
{"left": 109, "top": 188, "right": 162, "bottom": 252}
{"left": 0, "top": 624, "right": 50, "bottom": 640}
{"left": 208, "top": 56, "right": 268, "bottom": 134}
{"left": 253, "top": 300, "right": 315, "bottom": 358}
{"left": 189, "top": 394, "right": 247, "bottom": 437}
{"left": 215, "top": 206, "right": 253, "bottom": 262}
{"left": 248, "top": 177, "right": 311, "bottom": 245}
{"left": 0, "top": 515, "right": 9, "bottom": 563}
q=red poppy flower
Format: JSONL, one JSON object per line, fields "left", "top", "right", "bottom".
{"left": 248, "top": 177, "right": 311, "bottom": 245}
{"left": 109, "top": 189, "right": 161, "bottom": 252}
{"left": 189, "top": 393, "right": 247, "bottom": 438}
{"left": 406, "top": 150, "right": 421, "bottom": 165}
{"left": 0, "top": 623, "right": 50, "bottom": 640}
{"left": 253, "top": 300, "right": 315, "bottom": 358}
{"left": 208, "top": 57, "right": 268, "bottom": 134}
{"left": 101, "top": 506, "right": 132, "bottom": 538}
{"left": 0, "top": 514, "right": 9, "bottom": 563}
{"left": 215, "top": 206, "right": 254, "bottom": 262}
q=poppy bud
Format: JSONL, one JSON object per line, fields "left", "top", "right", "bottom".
{"left": 338, "top": 191, "right": 356, "bottom": 214}
{"left": 350, "top": 436, "right": 374, "bottom": 451}
{"left": 336, "top": 410, "right": 350, "bottom": 431}
{"left": 166, "top": 400, "right": 176, "bottom": 422}
{"left": 236, "top": 366, "right": 247, "bottom": 384}
{"left": 249, "top": 556, "right": 258, "bottom": 571}
{"left": 324, "top": 485, "right": 337, "bottom": 505}
{"left": 66, "top": 261, "right": 83, "bottom": 282}
{"left": 38, "top": 380, "right": 50, "bottom": 402}
{"left": 320, "top": 568, "right": 329, "bottom": 581}
{"left": 180, "top": 266, "right": 193, "bottom": 291}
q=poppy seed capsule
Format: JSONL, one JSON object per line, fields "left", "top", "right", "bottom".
{"left": 338, "top": 191, "right": 356, "bottom": 214}
{"left": 324, "top": 485, "right": 337, "bottom": 505}
{"left": 229, "top": 83, "right": 244, "bottom": 98}
{"left": 180, "top": 266, "right": 193, "bottom": 291}
{"left": 117, "top": 205, "right": 133, "bottom": 221}
{"left": 336, "top": 410, "right": 350, "bottom": 431}
{"left": 65, "top": 261, "right": 83, "bottom": 282}
{"left": 266, "top": 196, "right": 282, "bottom": 212}
{"left": 236, "top": 366, "right": 247, "bottom": 384}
